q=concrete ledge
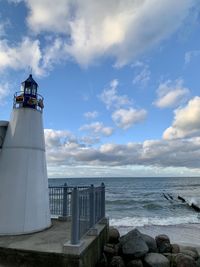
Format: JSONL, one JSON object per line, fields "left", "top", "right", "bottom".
{"left": 87, "top": 228, "right": 99, "bottom": 236}
{"left": 0, "top": 219, "right": 109, "bottom": 267}
{"left": 63, "top": 241, "right": 85, "bottom": 255}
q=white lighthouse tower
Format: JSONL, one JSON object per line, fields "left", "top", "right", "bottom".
{"left": 0, "top": 75, "right": 51, "bottom": 235}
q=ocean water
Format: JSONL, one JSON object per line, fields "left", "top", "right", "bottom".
{"left": 49, "top": 177, "right": 200, "bottom": 233}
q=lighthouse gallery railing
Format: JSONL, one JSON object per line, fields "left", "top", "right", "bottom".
{"left": 49, "top": 183, "right": 105, "bottom": 244}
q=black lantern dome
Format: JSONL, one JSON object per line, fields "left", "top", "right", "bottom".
{"left": 21, "top": 74, "right": 38, "bottom": 96}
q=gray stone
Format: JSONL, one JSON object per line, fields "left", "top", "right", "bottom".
{"left": 175, "top": 253, "right": 196, "bottom": 267}
{"left": 163, "top": 253, "right": 178, "bottom": 267}
{"left": 196, "top": 258, "right": 200, "bottom": 267}
{"left": 104, "top": 243, "right": 120, "bottom": 256}
{"left": 144, "top": 253, "right": 170, "bottom": 267}
{"left": 96, "top": 253, "right": 108, "bottom": 267}
{"left": 155, "top": 235, "right": 171, "bottom": 253}
{"left": 127, "top": 259, "right": 143, "bottom": 267}
{"left": 109, "top": 227, "right": 120, "bottom": 244}
{"left": 142, "top": 234, "right": 158, "bottom": 252}
{"left": 181, "top": 249, "right": 198, "bottom": 260}
{"left": 180, "top": 246, "right": 199, "bottom": 257}
{"left": 171, "top": 244, "right": 180, "bottom": 254}
{"left": 120, "top": 229, "right": 149, "bottom": 259}
{"left": 109, "top": 256, "right": 125, "bottom": 267}
{"left": 104, "top": 244, "right": 116, "bottom": 255}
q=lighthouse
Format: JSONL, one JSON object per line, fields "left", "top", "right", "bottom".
{"left": 0, "top": 75, "right": 51, "bottom": 235}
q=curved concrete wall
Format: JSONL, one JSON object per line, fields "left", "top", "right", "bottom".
{"left": 0, "top": 108, "right": 51, "bottom": 235}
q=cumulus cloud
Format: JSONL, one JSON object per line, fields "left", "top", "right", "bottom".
{"left": 185, "top": 50, "right": 200, "bottom": 64}
{"left": 8, "top": 0, "right": 196, "bottom": 67}
{"left": 154, "top": 79, "right": 190, "bottom": 108}
{"left": 80, "top": 122, "right": 114, "bottom": 137}
{"left": 23, "top": 0, "right": 71, "bottom": 34}
{"left": 44, "top": 129, "right": 76, "bottom": 148}
{"left": 84, "top": 111, "right": 99, "bottom": 119}
{"left": 0, "top": 37, "right": 43, "bottom": 76}
{"left": 99, "top": 79, "right": 131, "bottom": 109}
{"left": 65, "top": 0, "right": 196, "bottom": 67}
{"left": 112, "top": 108, "right": 147, "bottom": 129}
{"left": 44, "top": 128, "right": 200, "bottom": 170}
{"left": 163, "top": 96, "right": 200, "bottom": 139}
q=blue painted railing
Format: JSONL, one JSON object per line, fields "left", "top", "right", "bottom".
{"left": 48, "top": 183, "right": 105, "bottom": 244}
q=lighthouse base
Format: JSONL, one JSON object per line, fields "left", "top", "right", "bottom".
{"left": 0, "top": 108, "right": 51, "bottom": 235}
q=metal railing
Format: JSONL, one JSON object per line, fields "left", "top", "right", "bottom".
{"left": 13, "top": 91, "right": 44, "bottom": 112}
{"left": 48, "top": 183, "right": 105, "bottom": 244}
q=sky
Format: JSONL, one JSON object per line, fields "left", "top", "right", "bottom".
{"left": 0, "top": 0, "right": 200, "bottom": 178}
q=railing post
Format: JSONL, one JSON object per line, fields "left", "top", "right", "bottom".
{"left": 89, "top": 184, "right": 95, "bottom": 227}
{"left": 71, "top": 187, "right": 79, "bottom": 245}
{"left": 62, "top": 183, "right": 68, "bottom": 217}
{"left": 101, "top": 182, "right": 105, "bottom": 218}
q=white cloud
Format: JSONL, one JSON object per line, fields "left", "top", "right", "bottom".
{"left": 80, "top": 136, "right": 100, "bottom": 145}
{"left": 67, "top": 0, "right": 196, "bottom": 67}
{"left": 84, "top": 111, "right": 99, "bottom": 119}
{"left": 44, "top": 129, "right": 75, "bottom": 148}
{"left": 24, "top": 0, "right": 71, "bottom": 34}
{"left": 9, "top": 0, "right": 196, "bottom": 67}
{"left": 132, "top": 63, "right": 151, "bottom": 86}
{"left": 0, "top": 37, "right": 43, "bottom": 76}
{"left": 185, "top": 50, "right": 200, "bottom": 64}
{"left": 44, "top": 128, "right": 200, "bottom": 172}
{"left": 42, "top": 38, "right": 69, "bottom": 70}
{"left": 112, "top": 107, "right": 147, "bottom": 129}
{"left": 0, "top": 82, "right": 10, "bottom": 104}
{"left": 99, "top": 79, "right": 131, "bottom": 109}
{"left": 163, "top": 96, "right": 200, "bottom": 139}
{"left": 154, "top": 79, "right": 190, "bottom": 108}
{"left": 80, "top": 122, "right": 114, "bottom": 137}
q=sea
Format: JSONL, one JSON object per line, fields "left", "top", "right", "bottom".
{"left": 49, "top": 177, "right": 200, "bottom": 235}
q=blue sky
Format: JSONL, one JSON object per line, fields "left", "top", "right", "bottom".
{"left": 0, "top": 0, "right": 200, "bottom": 178}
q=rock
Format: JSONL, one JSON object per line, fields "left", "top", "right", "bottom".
{"left": 104, "top": 244, "right": 116, "bottom": 255}
{"left": 104, "top": 243, "right": 120, "bottom": 255}
{"left": 181, "top": 249, "right": 198, "bottom": 260}
{"left": 114, "top": 243, "right": 120, "bottom": 255}
{"left": 144, "top": 253, "right": 170, "bottom": 267}
{"left": 96, "top": 253, "right": 108, "bottom": 267}
{"left": 120, "top": 229, "right": 149, "bottom": 259}
{"left": 180, "top": 246, "right": 199, "bottom": 257}
{"left": 163, "top": 253, "right": 177, "bottom": 264}
{"left": 155, "top": 235, "right": 171, "bottom": 253}
{"left": 142, "top": 234, "right": 158, "bottom": 252}
{"left": 104, "top": 244, "right": 118, "bottom": 263}
{"left": 171, "top": 244, "right": 180, "bottom": 254}
{"left": 127, "top": 259, "right": 143, "bottom": 267}
{"left": 109, "top": 227, "right": 120, "bottom": 244}
{"left": 175, "top": 253, "right": 196, "bottom": 267}
{"left": 196, "top": 258, "right": 200, "bottom": 267}
{"left": 109, "top": 256, "right": 125, "bottom": 267}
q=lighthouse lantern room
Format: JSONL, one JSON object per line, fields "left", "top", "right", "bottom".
{"left": 0, "top": 75, "right": 51, "bottom": 235}
{"left": 14, "top": 74, "right": 44, "bottom": 110}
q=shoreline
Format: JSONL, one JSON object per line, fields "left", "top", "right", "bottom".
{"left": 137, "top": 223, "right": 200, "bottom": 248}
{"left": 114, "top": 223, "right": 200, "bottom": 247}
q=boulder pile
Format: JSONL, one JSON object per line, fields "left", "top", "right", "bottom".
{"left": 96, "top": 227, "right": 200, "bottom": 267}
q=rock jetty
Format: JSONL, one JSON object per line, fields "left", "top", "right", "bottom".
{"left": 96, "top": 226, "right": 200, "bottom": 267}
